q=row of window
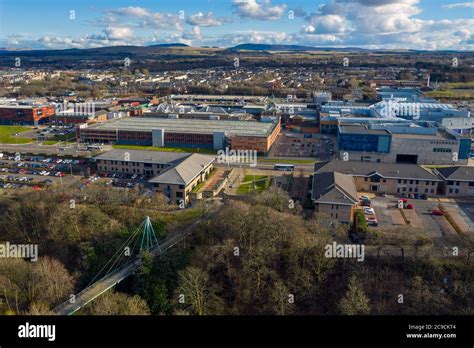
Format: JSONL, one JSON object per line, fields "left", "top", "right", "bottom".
{"left": 397, "top": 187, "right": 436, "bottom": 194}
{"left": 430, "top": 141, "right": 456, "bottom": 145}
{"left": 433, "top": 148, "right": 452, "bottom": 153}
{"left": 447, "top": 181, "right": 474, "bottom": 186}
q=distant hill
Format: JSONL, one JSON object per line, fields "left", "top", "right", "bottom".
{"left": 225, "top": 43, "right": 378, "bottom": 53}
{"left": 227, "top": 44, "right": 317, "bottom": 51}
{"left": 149, "top": 43, "right": 189, "bottom": 48}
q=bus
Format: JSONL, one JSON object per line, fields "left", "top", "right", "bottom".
{"left": 273, "top": 164, "right": 295, "bottom": 172}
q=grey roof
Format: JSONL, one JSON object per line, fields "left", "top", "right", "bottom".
{"left": 435, "top": 166, "right": 474, "bottom": 181}
{"left": 315, "top": 160, "right": 441, "bottom": 181}
{"left": 312, "top": 172, "right": 358, "bottom": 205}
{"left": 85, "top": 117, "right": 276, "bottom": 137}
{"left": 339, "top": 124, "right": 391, "bottom": 135}
{"left": 95, "top": 149, "right": 190, "bottom": 165}
{"left": 149, "top": 154, "right": 215, "bottom": 185}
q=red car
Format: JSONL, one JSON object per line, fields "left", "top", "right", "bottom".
{"left": 406, "top": 204, "right": 414, "bottom": 210}
{"left": 432, "top": 209, "right": 444, "bottom": 216}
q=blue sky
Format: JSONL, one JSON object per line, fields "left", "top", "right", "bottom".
{"left": 0, "top": 0, "right": 473, "bottom": 50}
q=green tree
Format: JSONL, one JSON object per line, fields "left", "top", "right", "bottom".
{"left": 339, "top": 275, "right": 371, "bottom": 315}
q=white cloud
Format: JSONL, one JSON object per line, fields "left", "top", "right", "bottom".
{"left": 441, "top": 2, "right": 474, "bottom": 9}
{"left": 102, "top": 27, "right": 134, "bottom": 40}
{"left": 186, "top": 12, "right": 225, "bottom": 26}
{"left": 232, "top": 0, "right": 287, "bottom": 20}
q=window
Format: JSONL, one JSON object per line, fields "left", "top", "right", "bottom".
{"left": 469, "top": 182, "right": 474, "bottom": 187}
{"left": 414, "top": 188, "right": 418, "bottom": 193}
{"left": 449, "top": 188, "right": 453, "bottom": 193}
{"left": 425, "top": 188, "right": 428, "bottom": 193}
{"left": 383, "top": 179, "right": 387, "bottom": 183}
{"left": 364, "top": 178, "right": 368, "bottom": 182}
{"left": 410, "top": 180, "right": 414, "bottom": 184}
{"left": 398, "top": 179, "right": 402, "bottom": 184}
{"left": 409, "top": 188, "right": 413, "bottom": 192}
{"left": 455, "top": 189, "right": 459, "bottom": 194}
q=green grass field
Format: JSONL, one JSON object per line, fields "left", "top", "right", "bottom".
{"left": 42, "top": 140, "right": 59, "bottom": 145}
{"left": 113, "top": 144, "right": 217, "bottom": 154}
{"left": 53, "top": 131, "right": 76, "bottom": 142}
{"left": 0, "top": 126, "right": 33, "bottom": 144}
{"left": 237, "top": 175, "right": 269, "bottom": 194}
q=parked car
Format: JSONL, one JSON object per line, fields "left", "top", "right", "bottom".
{"left": 414, "top": 193, "right": 420, "bottom": 199}
{"left": 359, "top": 195, "right": 370, "bottom": 201}
{"left": 401, "top": 193, "right": 409, "bottom": 198}
{"left": 363, "top": 207, "right": 375, "bottom": 215}
{"left": 406, "top": 204, "right": 414, "bottom": 210}
{"left": 432, "top": 209, "right": 444, "bottom": 216}
{"left": 366, "top": 217, "right": 378, "bottom": 226}
{"left": 421, "top": 194, "right": 428, "bottom": 200}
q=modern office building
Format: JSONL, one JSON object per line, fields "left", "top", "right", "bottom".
{"left": 315, "top": 160, "right": 442, "bottom": 196}
{"left": 434, "top": 166, "right": 474, "bottom": 197}
{"left": 78, "top": 117, "right": 280, "bottom": 154}
{"left": 311, "top": 172, "right": 358, "bottom": 224}
{"left": 150, "top": 153, "right": 214, "bottom": 205}
{"left": 0, "top": 104, "right": 55, "bottom": 125}
{"left": 337, "top": 123, "right": 470, "bottom": 165}
{"left": 95, "top": 149, "right": 190, "bottom": 177}
{"left": 95, "top": 149, "right": 215, "bottom": 204}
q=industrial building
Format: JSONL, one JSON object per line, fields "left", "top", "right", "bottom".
{"left": 78, "top": 117, "right": 281, "bottom": 154}
{"left": 50, "top": 110, "right": 108, "bottom": 126}
{"left": 337, "top": 123, "right": 470, "bottom": 165}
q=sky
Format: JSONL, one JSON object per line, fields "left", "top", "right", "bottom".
{"left": 0, "top": 0, "right": 473, "bottom": 50}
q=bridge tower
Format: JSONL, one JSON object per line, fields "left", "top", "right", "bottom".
{"left": 140, "top": 216, "right": 161, "bottom": 254}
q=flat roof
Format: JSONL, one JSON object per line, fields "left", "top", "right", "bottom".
{"left": 393, "top": 131, "right": 456, "bottom": 141}
{"left": 95, "top": 149, "right": 190, "bottom": 164}
{"left": 339, "top": 125, "right": 391, "bottom": 135}
{"left": 85, "top": 117, "right": 276, "bottom": 137}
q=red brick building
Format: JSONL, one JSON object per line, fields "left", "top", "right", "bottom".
{"left": 0, "top": 105, "right": 55, "bottom": 125}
